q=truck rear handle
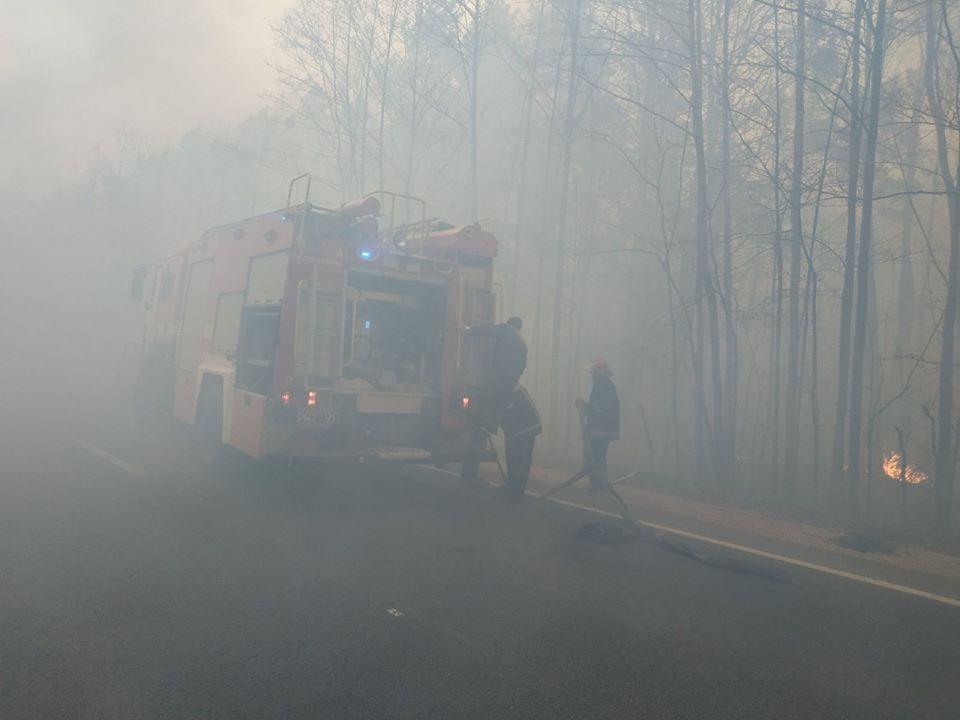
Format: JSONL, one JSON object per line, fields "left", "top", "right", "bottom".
{"left": 287, "top": 173, "right": 312, "bottom": 208}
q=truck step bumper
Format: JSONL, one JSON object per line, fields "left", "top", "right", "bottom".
{"left": 363, "top": 447, "right": 434, "bottom": 463}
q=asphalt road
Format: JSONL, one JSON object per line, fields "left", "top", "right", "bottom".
{"left": 2, "top": 414, "right": 960, "bottom": 719}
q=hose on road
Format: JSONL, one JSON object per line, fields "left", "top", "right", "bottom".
{"left": 567, "top": 481, "right": 790, "bottom": 583}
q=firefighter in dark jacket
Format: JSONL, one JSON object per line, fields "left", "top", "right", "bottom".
{"left": 576, "top": 357, "right": 620, "bottom": 490}
{"left": 464, "top": 316, "right": 527, "bottom": 428}
{"left": 499, "top": 384, "right": 542, "bottom": 497}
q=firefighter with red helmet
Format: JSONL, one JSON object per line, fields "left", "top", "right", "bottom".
{"left": 576, "top": 357, "right": 620, "bottom": 490}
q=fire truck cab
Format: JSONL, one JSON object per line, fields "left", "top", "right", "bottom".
{"left": 135, "top": 178, "right": 498, "bottom": 470}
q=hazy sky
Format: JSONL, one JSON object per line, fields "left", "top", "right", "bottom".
{"left": 1, "top": 0, "right": 291, "bottom": 194}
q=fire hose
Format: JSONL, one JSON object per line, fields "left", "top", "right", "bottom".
{"left": 535, "top": 410, "right": 788, "bottom": 582}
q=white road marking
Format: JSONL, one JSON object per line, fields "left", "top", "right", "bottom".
{"left": 546, "top": 496, "right": 960, "bottom": 609}
{"left": 422, "top": 466, "right": 464, "bottom": 478}
{"left": 417, "top": 465, "right": 960, "bottom": 609}
{"left": 68, "top": 436, "right": 145, "bottom": 477}
{"left": 610, "top": 470, "right": 640, "bottom": 486}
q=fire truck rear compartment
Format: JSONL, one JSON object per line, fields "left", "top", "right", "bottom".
{"left": 341, "top": 271, "right": 447, "bottom": 395}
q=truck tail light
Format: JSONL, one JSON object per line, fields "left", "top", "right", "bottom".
{"left": 307, "top": 390, "right": 318, "bottom": 407}
{"left": 280, "top": 390, "right": 292, "bottom": 406}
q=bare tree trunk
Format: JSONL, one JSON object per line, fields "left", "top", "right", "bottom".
{"left": 805, "top": 67, "right": 846, "bottom": 496}
{"left": 832, "top": 0, "right": 864, "bottom": 486}
{"left": 810, "top": 271, "right": 821, "bottom": 493}
{"left": 405, "top": 0, "right": 425, "bottom": 196}
{"left": 769, "top": 2, "right": 785, "bottom": 490}
{"left": 357, "top": 3, "right": 379, "bottom": 194}
{"left": 511, "top": 0, "right": 547, "bottom": 314}
{"left": 707, "top": 246, "right": 726, "bottom": 485}
{"left": 895, "top": 108, "right": 921, "bottom": 359}
{"left": 924, "top": 1, "right": 960, "bottom": 537}
{"left": 784, "top": 0, "right": 806, "bottom": 498}
{"left": 531, "top": 29, "right": 567, "bottom": 400}
{"left": 661, "top": 133, "right": 690, "bottom": 481}
{"left": 562, "top": 179, "right": 590, "bottom": 459}
{"left": 469, "top": 0, "right": 481, "bottom": 220}
{"left": 865, "top": 351, "right": 879, "bottom": 516}
{"left": 847, "top": 0, "right": 887, "bottom": 515}
{"left": 688, "top": 0, "right": 719, "bottom": 485}
{"left": 638, "top": 391, "right": 657, "bottom": 474}
{"left": 548, "top": 0, "right": 582, "bottom": 435}
{"left": 896, "top": 426, "right": 907, "bottom": 524}
{"left": 344, "top": 6, "right": 360, "bottom": 195}
{"left": 377, "top": 0, "right": 400, "bottom": 192}
{"left": 720, "top": 0, "right": 738, "bottom": 488}
{"left": 666, "top": 257, "right": 683, "bottom": 476}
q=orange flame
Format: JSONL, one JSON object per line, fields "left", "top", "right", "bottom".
{"left": 882, "top": 451, "right": 929, "bottom": 485}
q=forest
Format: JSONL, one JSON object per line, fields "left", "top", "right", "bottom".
{"left": 8, "top": 0, "right": 960, "bottom": 543}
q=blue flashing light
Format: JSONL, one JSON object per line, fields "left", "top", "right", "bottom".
{"left": 357, "top": 246, "right": 379, "bottom": 262}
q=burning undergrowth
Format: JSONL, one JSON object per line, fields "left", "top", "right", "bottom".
{"left": 882, "top": 452, "right": 930, "bottom": 486}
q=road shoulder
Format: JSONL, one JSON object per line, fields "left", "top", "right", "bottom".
{"left": 486, "top": 464, "right": 960, "bottom": 605}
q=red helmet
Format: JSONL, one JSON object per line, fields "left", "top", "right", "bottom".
{"left": 588, "top": 357, "right": 611, "bottom": 375}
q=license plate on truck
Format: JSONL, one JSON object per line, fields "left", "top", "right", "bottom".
{"left": 356, "top": 393, "right": 423, "bottom": 415}
{"left": 296, "top": 410, "right": 334, "bottom": 426}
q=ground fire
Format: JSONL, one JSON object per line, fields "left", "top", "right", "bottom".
{"left": 882, "top": 451, "right": 929, "bottom": 485}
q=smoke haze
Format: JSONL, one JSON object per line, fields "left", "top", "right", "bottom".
{"left": 1, "top": 0, "right": 287, "bottom": 195}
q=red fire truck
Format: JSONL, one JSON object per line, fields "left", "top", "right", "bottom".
{"left": 133, "top": 177, "right": 498, "bottom": 474}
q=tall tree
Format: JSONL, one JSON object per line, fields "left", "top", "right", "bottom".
{"left": 548, "top": 0, "right": 583, "bottom": 430}
{"left": 688, "top": 0, "right": 725, "bottom": 485}
{"left": 847, "top": 0, "right": 887, "bottom": 514}
{"left": 894, "top": 103, "right": 921, "bottom": 359}
{"left": 719, "top": 0, "right": 739, "bottom": 487}
{"left": 769, "top": 2, "right": 785, "bottom": 489}
{"left": 510, "top": 0, "right": 548, "bottom": 314}
{"left": 783, "top": 0, "right": 806, "bottom": 496}
{"left": 428, "top": 0, "right": 496, "bottom": 218}
{"left": 832, "top": 0, "right": 865, "bottom": 487}
{"left": 924, "top": 0, "right": 960, "bottom": 536}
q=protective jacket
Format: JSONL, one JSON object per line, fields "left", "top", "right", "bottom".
{"left": 584, "top": 375, "right": 620, "bottom": 439}
{"left": 468, "top": 323, "right": 528, "bottom": 393}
